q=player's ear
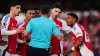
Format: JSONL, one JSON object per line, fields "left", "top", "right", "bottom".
{"left": 73, "top": 18, "right": 76, "bottom": 22}
{"left": 50, "top": 9, "right": 53, "bottom": 12}
{"left": 49, "top": 9, "right": 52, "bottom": 15}
{"left": 50, "top": 9, "right": 52, "bottom": 11}
{"left": 10, "top": 7, "right": 13, "bottom": 10}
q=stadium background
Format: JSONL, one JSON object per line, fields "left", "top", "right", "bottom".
{"left": 0, "top": 0, "right": 100, "bottom": 56}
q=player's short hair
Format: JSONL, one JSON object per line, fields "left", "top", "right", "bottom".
{"left": 25, "top": 8, "right": 39, "bottom": 13}
{"left": 8, "top": 1, "right": 21, "bottom": 8}
{"left": 24, "top": 8, "right": 33, "bottom": 13}
{"left": 67, "top": 13, "right": 78, "bottom": 21}
{"left": 40, "top": 5, "right": 50, "bottom": 14}
{"left": 33, "top": 8, "right": 39, "bottom": 11}
{"left": 51, "top": 2, "right": 63, "bottom": 10}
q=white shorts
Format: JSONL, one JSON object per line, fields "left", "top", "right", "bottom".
{"left": 0, "top": 45, "right": 8, "bottom": 50}
{"left": 0, "top": 50, "right": 3, "bottom": 56}
{"left": 5, "top": 51, "right": 19, "bottom": 56}
{"left": 0, "top": 45, "right": 8, "bottom": 56}
{"left": 50, "top": 54, "right": 63, "bottom": 56}
{"left": 80, "top": 51, "right": 94, "bottom": 56}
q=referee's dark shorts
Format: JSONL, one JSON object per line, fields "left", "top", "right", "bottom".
{"left": 27, "top": 46, "right": 49, "bottom": 56}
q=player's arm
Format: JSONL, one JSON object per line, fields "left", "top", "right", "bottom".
{"left": 73, "top": 28, "right": 83, "bottom": 50}
{"left": 62, "top": 25, "right": 72, "bottom": 34}
{"left": 60, "top": 19, "right": 72, "bottom": 34}
{"left": 24, "top": 20, "right": 32, "bottom": 36}
{"left": 17, "top": 38, "right": 26, "bottom": 43}
{"left": 73, "top": 50, "right": 78, "bottom": 56}
{"left": 74, "top": 36, "right": 83, "bottom": 49}
{"left": 1, "top": 17, "right": 24, "bottom": 36}
{"left": 17, "top": 38, "right": 24, "bottom": 43}
{"left": 63, "top": 36, "right": 83, "bottom": 56}
{"left": 64, "top": 27, "right": 83, "bottom": 56}
{"left": 52, "top": 22, "right": 63, "bottom": 40}
{"left": 1, "top": 28, "right": 24, "bottom": 36}
{"left": 56, "top": 33, "right": 63, "bottom": 40}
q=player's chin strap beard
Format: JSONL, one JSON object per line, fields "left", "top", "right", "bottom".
{"left": 71, "top": 23, "right": 76, "bottom": 28}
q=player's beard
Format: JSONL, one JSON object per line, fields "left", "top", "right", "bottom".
{"left": 67, "top": 23, "right": 73, "bottom": 27}
{"left": 16, "top": 13, "right": 19, "bottom": 16}
{"left": 52, "top": 15, "right": 58, "bottom": 19}
{"left": 16, "top": 12, "right": 20, "bottom": 16}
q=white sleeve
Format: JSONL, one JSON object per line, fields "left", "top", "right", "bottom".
{"left": 1, "top": 15, "right": 17, "bottom": 36}
{"left": 62, "top": 25, "right": 72, "bottom": 33}
{"left": 75, "top": 25, "right": 83, "bottom": 38}
{"left": 17, "top": 38, "right": 24, "bottom": 43}
{"left": 1, "top": 29, "right": 17, "bottom": 35}
{"left": 61, "top": 19, "right": 72, "bottom": 33}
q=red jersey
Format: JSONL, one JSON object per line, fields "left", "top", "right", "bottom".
{"left": 50, "top": 19, "right": 62, "bottom": 54}
{"left": 17, "top": 21, "right": 29, "bottom": 56}
{"left": 0, "top": 30, "right": 2, "bottom": 41}
{"left": 72, "top": 23, "right": 94, "bottom": 56}
{"left": 0, "top": 20, "right": 2, "bottom": 41}
{"left": 1, "top": 15, "right": 18, "bottom": 54}
{"left": 0, "top": 30, "right": 3, "bottom": 45}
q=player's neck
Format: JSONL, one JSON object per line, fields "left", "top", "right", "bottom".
{"left": 51, "top": 14, "right": 58, "bottom": 20}
{"left": 71, "top": 22, "right": 76, "bottom": 28}
{"left": 9, "top": 12, "right": 16, "bottom": 18}
{"left": 50, "top": 16, "right": 57, "bottom": 20}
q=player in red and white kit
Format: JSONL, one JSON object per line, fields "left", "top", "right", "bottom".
{"left": 0, "top": 19, "right": 8, "bottom": 56}
{"left": 17, "top": 20, "right": 29, "bottom": 56}
{"left": 0, "top": 19, "right": 3, "bottom": 45}
{"left": 49, "top": 3, "right": 63, "bottom": 56}
{"left": 50, "top": 3, "right": 72, "bottom": 56}
{"left": 0, "top": 19, "right": 4, "bottom": 56}
{"left": 17, "top": 9, "right": 38, "bottom": 56}
{"left": 0, "top": 1, "right": 24, "bottom": 56}
{"left": 64, "top": 13, "right": 94, "bottom": 56}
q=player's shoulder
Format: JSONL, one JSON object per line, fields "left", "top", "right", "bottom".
{"left": 76, "top": 23, "right": 85, "bottom": 30}
{"left": 57, "top": 19, "right": 62, "bottom": 24}
{"left": 2, "top": 14, "right": 10, "bottom": 21}
{"left": 73, "top": 23, "right": 82, "bottom": 31}
{"left": 17, "top": 20, "right": 24, "bottom": 27}
{"left": 57, "top": 18, "right": 64, "bottom": 23}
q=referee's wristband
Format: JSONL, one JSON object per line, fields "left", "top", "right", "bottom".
{"left": 71, "top": 47, "right": 75, "bottom": 51}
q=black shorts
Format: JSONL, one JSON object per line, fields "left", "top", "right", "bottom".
{"left": 27, "top": 46, "right": 49, "bottom": 56}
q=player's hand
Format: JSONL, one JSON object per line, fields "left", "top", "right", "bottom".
{"left": 57, "top": 33, "right": 63, "bottom": 40}
{"left": 63, "top": 50, "right": 71, "bottom": 56}
{"left": 22, "top": 39, "right": 26, "bottom": 43}
{"left": 23, "top": 31, "right": 29, "bottom": 37}
{"left": 57, "top": 25, "right": 62, "bottom": 30}
{"left": 16, "top": 27, "right": 25, "bottom": 33}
